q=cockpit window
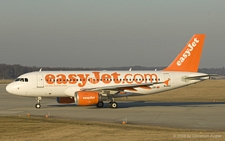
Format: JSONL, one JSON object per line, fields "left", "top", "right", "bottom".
{"left": 20, "top": 78, "right": 24, "bottom": 82}
{"left": 15, "top": 78, "right": 28, "bottom": 82}
{"left": 15, "top": 78, "right": 20, "bottom": 82}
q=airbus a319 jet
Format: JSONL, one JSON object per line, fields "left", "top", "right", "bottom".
{"left": 6, "top": 34, "right": 210, "bottom": 109}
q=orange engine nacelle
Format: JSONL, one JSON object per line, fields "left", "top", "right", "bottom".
{"left": 57, "top": 97, "right": 75, "bottom": 104}
{"left": 74, "top": 91, "right": 104, "bottom": 106}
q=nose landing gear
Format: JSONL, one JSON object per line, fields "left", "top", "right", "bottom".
{"left": 35, "top": 97, "right": 42, "bottom": 109}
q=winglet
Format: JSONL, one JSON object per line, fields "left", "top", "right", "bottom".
{"left": 164, "top": 34, "right": 206, "bottom": 72}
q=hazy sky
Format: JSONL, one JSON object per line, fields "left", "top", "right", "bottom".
{"left": 1, "top": 0, "right": 225, "bottom": 68}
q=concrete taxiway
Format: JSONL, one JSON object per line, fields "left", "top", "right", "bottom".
{"left": 1, "top": 84, "right": 225, "bottom": 130}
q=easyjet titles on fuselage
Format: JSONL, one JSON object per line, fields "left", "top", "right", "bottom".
{"left": 45, "top": 72, "right": 159, "bottom": 87}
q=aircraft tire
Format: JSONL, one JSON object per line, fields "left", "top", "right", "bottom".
{"left": 96, "top": 101, "right": 104, "bottom": 108}
{"left": 111, "top": 102, "right": 118, "bottom": 108}
{"left": 35, "top": 103, "right": 41, "bottom": 109}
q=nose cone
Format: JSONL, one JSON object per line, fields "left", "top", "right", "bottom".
{"left": 6, "top": 83, "right": 24, "bottom": 96}
{"left": 6, "top": 83, "right": 12, "bottom": 93}
{"left": 6, "top": 83, "right": 18, "bottom": 94}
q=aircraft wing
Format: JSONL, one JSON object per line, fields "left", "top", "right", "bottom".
{"left": 65, "top": 80, "right": 169, "bottom": 96}
{"left": 81, "top": 81, "right": 164, "bottom": 92}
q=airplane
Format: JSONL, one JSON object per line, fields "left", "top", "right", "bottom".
{"left": 6, "top": 34, "right": 210, "bottom": 109}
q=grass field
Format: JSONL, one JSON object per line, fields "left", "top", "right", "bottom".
{"left": 0, "top": 79, "right": 13, "bottom": 84}
{"left": 0, "top": 116, "right": 224, "bottom": 141}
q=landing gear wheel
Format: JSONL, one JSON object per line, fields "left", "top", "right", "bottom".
{"left": 96, "top": 101, "right": 104, "bottom": 108}
{"left": 110, "top": 102, "right": 118, "bottom": 109}
{"left": 35, "top": 97, "right": 42, "bottom": 109}
{"left": 35, "top": 103, "right": 41, "bottom": 109}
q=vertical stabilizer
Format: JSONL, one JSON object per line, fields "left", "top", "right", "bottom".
{"left": 164, "top": 34, "right": 206, "bottom": 72}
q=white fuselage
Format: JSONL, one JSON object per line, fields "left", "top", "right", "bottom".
{"left": 6, "top": 70, "right": 209, "bottom": 98}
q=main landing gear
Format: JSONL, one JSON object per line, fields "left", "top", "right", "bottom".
{"left": 108, "top": 101, "right": 118, "bottom": 108}
{"left": 96, "top": 98, "right": 118, "bottom": 109}
{"left": 96, "top": 101, "right": 104, "bottom": 108}
{"left": 109, "top": 98, "right": 118, "bottom": 108}
{"left": 35, "top": 97, "right": 42, "bottom": 109}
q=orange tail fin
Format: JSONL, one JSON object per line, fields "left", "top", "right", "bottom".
{"left": 164, "top": 34, "right": 206, "bottom": 72}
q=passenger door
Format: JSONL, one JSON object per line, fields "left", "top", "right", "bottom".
{"left": 37, "top": 74, "right": 44, "bottom": 88}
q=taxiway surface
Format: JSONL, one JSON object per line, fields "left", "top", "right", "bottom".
{"left": 1, "top": 84, "right": 225, "bottom": 130}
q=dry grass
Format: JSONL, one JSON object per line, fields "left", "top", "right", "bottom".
{"left": 0, "top": 79, "right": 13, "bottom": 84}
{"left": 0, "top": 116, "right": 224, "bottom": 141}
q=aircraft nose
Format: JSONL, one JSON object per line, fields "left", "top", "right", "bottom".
{"left": 6, "top": 83, "right": 15, "bottom": 94}
{"left": 6, "top": 83, "right": 23, "bottom": 95}
{"left": 6, "top": 84, "right": 11, "bottom": 93}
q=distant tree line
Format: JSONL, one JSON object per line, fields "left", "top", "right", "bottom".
{"left": 0, "top": 63, "right": 224, "bottom": 79}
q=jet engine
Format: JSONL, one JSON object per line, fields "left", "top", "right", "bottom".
{"left": 74, "top": 91, "right": 107, "bottom": 106}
